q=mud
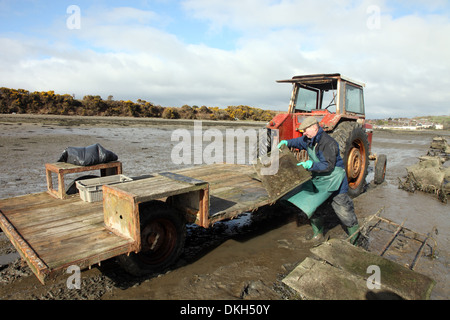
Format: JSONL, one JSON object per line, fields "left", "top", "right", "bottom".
{"left": 0, "top": 115, "right": 448, "bottom": 300}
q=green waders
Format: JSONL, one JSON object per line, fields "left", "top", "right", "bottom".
{"left": 347, "top": 224, "right": 360, "bottom": 245}
{"left": 283, "top": 146, "right": 346, "bottom": 239}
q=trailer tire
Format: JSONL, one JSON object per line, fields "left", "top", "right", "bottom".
{"left": 374, "top": 154, "right": 387, "bottom": 184}
{"left": 117, "top": 200, "right": 186, "bottom": 276}
{"left": 330, "top": 122, "right": 369, "bottom": 198}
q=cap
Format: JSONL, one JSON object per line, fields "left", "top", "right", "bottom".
{"left": 298, "top": 117, "right": 318, "bottom": 131}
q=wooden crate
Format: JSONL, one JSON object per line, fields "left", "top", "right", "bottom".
{"left": 45, "top": 161, "right": 122, "bottom": 199}
{"left": 103, "top": 172, "right": 209, "bottom": 251}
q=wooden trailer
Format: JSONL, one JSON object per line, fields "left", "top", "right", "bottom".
{"left": 0, "top": 148, "right": 310, "bottom": 284}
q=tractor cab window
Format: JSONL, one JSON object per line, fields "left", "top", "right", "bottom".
{"left": 345, "top": 84, "right": 365, "bottom": 114}
{"left": 322, "top": 90, "right": 337, "bottom": 112}
{"left": 295, "top": 86, "right": 318, "bottom": 112}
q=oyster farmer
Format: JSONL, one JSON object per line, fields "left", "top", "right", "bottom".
{"left": 278, "top": 117, "right": 360, "bottom": 244}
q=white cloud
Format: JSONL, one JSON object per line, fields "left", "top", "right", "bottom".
{"left": 180, "top": 0, "right": 450, "bottom": 117}
{"left": 97, "top": 6, "right": 158, "bottom": 25}
{"left": 0, "top": 0, "right": 449, "bottom": 118}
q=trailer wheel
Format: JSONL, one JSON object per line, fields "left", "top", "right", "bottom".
{"left": 117, "top": 201, "right": 186, "bottom": 276}
{"left": 374, "top": 154, "right": 387, "bottom": 184}
{"left": 330, "top": 122, "right": 369, "bottom": 198}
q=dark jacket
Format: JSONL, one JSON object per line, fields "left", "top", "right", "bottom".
{"left": 287, "top": 126, "right": 348, "bottom": 194}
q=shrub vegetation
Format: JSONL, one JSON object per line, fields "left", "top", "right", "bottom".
{"left": 0, "top": 87, "right": 276, "bottom": 122}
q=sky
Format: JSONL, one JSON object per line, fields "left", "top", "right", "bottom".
{"left": 0, "top": 0, "right": 449, "bottom": 119}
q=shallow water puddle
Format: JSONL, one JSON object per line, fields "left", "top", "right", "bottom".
{"left": 0, "top": 252, "right": 20, "bottom": 266}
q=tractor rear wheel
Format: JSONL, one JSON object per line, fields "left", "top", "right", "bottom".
{"left": 330, "top": 122, "right": 369, "bottom": 198}
{"left": 117, "top": 200, "right": 186, "bottom": 276}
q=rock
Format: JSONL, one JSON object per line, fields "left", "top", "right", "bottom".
{"left": 240, "top": 280, "right": 278, "bottom": 300}
{"left": 398, "top": 136, "right": 449, "bottom": 202}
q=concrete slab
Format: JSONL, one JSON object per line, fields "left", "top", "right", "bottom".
{"left": 282, "top": 239, "right": 435, "bottom": 300}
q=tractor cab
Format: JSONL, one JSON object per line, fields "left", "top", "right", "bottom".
{"left": 278, "top": 73, "right": 365, "bottom": 117}
{"left": 266, "top": 73, "right": 378, "bottom": 197}
{"left": 268, "top": 73, "right": 369, "bottom": 140}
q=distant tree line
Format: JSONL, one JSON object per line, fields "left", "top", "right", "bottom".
{"left": 0, "top": 87, "right": 276, "bottom": 121}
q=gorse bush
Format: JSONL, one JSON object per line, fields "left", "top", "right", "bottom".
{"left": 0, "top": 87, "right": 276, "bottom": 122}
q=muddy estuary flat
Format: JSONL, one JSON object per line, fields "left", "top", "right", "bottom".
{"left": 0, "top": 115, "right": 448, "bottom": 300}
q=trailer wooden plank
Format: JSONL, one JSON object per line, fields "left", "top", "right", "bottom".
{"left": 36, "top": 230, "right": 129, "bottom": 260}
{"left": 176, "top": 164, "right": 264, "bottom": 188}
{"left": 179, "top": 164, "right": 252, "bottom": 179}
{"left": 158, "top": 172, "right": 206, "bottom": 185}
{"left": 174, "top": 164, "right": 269, "bottom": 220}
{"left": 7, "top": 201, "right": 103, "bottom": 230}
{"left": 37, "top": 228, "right": 126, "bottom": 259}
{"left": 211, "top": 179, "right": 264, "bottom": 196}
{"left": 38, "top": 229, "right": 131, "bottom": 269}
{"left": 110, "top": 175, "right": 208, "bottom": 204}
{"left": 29, "top": 220, "right": 109, "bottom": 252}
{"left": 174, "top": 163, "right": 233, "bottom": 177}
{"left": 0, "top": 192, "right": 134, "bottom": 283}
{"left": 24, "top": 218, "right": 105, "bottom": 247}
{"left": 198, "top": 174, "right": 254, "bottom": 188}
{"left": 208, "top": 174, "right": 259, "bottom": 190}
{"left": 176, "top": 165, "right": 258, "bottom": 190}
{"left": 44, "top": 241, "right": 132, "bottom": 271}
{"left": 0, "top": 210, "right": 49, "bottom": 283}
{"left": 0, "top": 192, "right": 63, "bottom": 213}
{"left": 17, "top": 209, "right": 104, "bottom": 235}
{"left": 211, "top": 187, "right": 267, "bottom": 209}
{"left": 181, "top": 167, "right": 238, "bottom": 182}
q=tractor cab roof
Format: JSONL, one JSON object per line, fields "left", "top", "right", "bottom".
{"left": 276, "top": 73, "right": 365, "bottom": 91}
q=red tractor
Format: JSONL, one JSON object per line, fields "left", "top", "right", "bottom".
{"left": 266, "top": 73, "right": 386, "bottom": 197}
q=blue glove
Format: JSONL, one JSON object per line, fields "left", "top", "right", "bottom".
{"left": 277, "top": 140, "right": 288, "bottom": 149}
{"left": 297, "top": 160, "right": 313, "bottom": 170}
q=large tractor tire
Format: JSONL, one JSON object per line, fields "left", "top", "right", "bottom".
{"left": 117, "top": 200, "right": 186, "bottom": 276}
{"left": 330, "top": 122, "right": 369, "bottom": 198}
